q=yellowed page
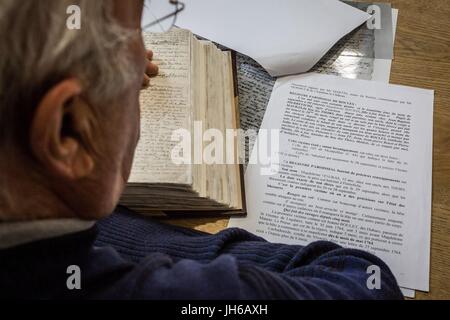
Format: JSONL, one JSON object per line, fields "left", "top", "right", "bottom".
{"left": 129, "top": 29, "right": 192, "bottom": 185}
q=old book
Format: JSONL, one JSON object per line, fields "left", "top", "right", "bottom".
{"left": 120, "top": 29, "right": 245, "bottom": 217}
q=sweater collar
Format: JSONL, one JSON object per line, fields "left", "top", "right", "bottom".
{"left": 0, "top": 218, "right": 95, "bottom": 249}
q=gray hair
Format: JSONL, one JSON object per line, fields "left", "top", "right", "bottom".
{"left": 0, "top": 0, "right": 137, "bottom": 151}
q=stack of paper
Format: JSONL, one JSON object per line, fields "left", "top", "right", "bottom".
{"left": 229, "top": 72, "right": 433, "bottom": 297}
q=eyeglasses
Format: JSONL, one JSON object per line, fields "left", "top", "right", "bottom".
{"left": 142, "top": 0, "right": 185, "bottom": 33}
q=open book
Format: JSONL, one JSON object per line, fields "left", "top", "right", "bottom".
{"left": 120, "top": 29, "right": 245, "bottom": 216}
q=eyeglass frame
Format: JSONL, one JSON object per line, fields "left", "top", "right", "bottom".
{"left": 141, "top": 0, "right": 185, "bottom": 31}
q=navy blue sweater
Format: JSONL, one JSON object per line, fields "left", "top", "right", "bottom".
{"left": 0, "top": 207, "right": 403, "bottom": 299}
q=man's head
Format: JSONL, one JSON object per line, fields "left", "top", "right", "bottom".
{"left": 0, "top": 0, "right": 147, "bottom": 221}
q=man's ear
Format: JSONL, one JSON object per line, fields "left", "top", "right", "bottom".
{"left": 30, "top": 79, "right": 96, "bottom": 180}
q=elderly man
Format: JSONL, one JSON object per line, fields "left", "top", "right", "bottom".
{"left": 0, "top": 0, "right": 403, "bottom": 299}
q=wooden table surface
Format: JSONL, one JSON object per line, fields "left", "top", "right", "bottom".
{"left": 165, "top": 0, "right": 450, "bottom": 299}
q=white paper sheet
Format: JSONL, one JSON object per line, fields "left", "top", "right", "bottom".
{"left": 143, "top": 0, "right": 370, "bottom": 77}
{"left": 229, "top": 73, "right": 433, "bottom": 292}
{"left": 400, "top": 287, "right": 416, "bottom": 298}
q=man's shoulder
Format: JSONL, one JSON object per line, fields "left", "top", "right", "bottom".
{"left": 0, "top": 225, "right": 243, "bottom": 299}
{"left": 0, "top": 226, "right": 130, "bottom": 299}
